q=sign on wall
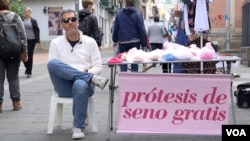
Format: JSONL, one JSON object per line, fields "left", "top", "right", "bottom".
{"left": 48, "top": 7, "right": 63, "bottom": 36}
{"left": 117, "top": 73, "right": 232, "bottom": 135}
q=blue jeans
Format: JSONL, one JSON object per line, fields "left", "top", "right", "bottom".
{"left": 119, "top": 42, "right": 141, "bottom": 72}
{"left": 47, "top": 59, "right": 95, "bottom": 129}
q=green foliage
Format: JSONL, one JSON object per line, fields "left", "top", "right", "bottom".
{"left": 9, "top": 0, "right": 25, "bottom": 18}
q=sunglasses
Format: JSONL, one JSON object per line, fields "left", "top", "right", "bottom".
{"left": 62, "top": 17, "right": 77, "bottom": 23}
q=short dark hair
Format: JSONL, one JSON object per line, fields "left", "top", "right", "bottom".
{"left": 0, "top": 0, "right": 10, "bottom": 11}
{"left": 125, "top": 0, "right": 135, "bottom": 6}
{"left": 154, "top": 16, "right": 160, "bottom": 22}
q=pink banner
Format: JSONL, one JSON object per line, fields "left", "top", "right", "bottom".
{"left": 117, "top": 73, "right": 232, "bottom": 135}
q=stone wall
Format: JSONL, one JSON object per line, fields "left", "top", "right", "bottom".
{"left": 208, "top": 32, "right": 242, "bottom": 51}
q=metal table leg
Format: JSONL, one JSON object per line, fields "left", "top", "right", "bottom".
{"left": 225, "top": 61, "right": 236, "bottom": 124}
{"left": 107, "top": 65, "right": 118, "bottom": 141}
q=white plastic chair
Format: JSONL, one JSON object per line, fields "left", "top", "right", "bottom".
{"left": 47, "top": 91, "right": 98, "bottom": 134}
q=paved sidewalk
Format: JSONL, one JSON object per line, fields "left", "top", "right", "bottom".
{"left": 0, "top": 49, "right": 250, "bottom": 141}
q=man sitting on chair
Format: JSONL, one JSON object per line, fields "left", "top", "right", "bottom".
{"left": 47, "top": 9, "right": 109, "bottom": 139}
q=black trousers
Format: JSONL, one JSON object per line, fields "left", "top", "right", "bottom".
{"left": 23, "top": 39, "right": 36, "bottom": 75}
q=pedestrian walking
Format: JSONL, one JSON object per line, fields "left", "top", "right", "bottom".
{"left": 78, "top": 0, "right": 103, "bottom": 48}
{"left": 112, "top": 0, "right": 147, "bottom": 72}
{"left": 0, "top": 0, "right": 28, "bottom": 113}
{"left": 22, "top": 7, "right": 40, "bottom": 78}
{"left": 147, "top": 16, "right": 171, "bottom": 73}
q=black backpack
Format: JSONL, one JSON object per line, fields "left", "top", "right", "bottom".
{"left": 78, "top": 14, "right": 103, "bottom": 47}
{"left": 0, "top": 13, "right": 22, "bottom": 60}
{"left": 78, "top": 13, "right": 90, "bottom": 35}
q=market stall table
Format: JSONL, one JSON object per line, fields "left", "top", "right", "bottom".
{"left": 103, "top": 56, "right": 241, "bottom": 141}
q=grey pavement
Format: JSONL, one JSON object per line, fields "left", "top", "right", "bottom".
{"left": 0, "top": 48, "right": 250, "bottom": 141}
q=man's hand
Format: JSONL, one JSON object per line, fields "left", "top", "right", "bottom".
{"left": 35, "top": 43, "right": 40, "bottom": 48}
{"left": 188, "top": 34, "right": 196, "bottom": 41}
{"left": 83, "top": 68, "right": 88, "bottom": 73}
{"left": 21, "top": 52, "right": 28, "bottom": 62}
{"left": 113, "top": 42, "right": 118, "bottom": 47}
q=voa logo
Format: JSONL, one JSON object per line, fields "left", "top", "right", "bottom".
{"left": 226, "top": 129, "right": 246, "bottom": 136}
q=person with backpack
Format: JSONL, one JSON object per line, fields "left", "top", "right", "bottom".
{"left": 78, "top": 0, "right": 103, "bottom": 48}
{"left": 22, "top": 7, "right": 40, "bottom": 78}
{"left": 0, "top": 0, "right": 28, "bottom": 113}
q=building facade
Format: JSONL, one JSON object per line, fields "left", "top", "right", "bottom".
{"left": 20, "top": 0, "right": 248, "bottom": 51}
{"left": 21, "top": 0, "right": 116, "bottom": 49}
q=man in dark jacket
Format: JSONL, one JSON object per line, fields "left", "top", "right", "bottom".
{"left": 78, "top": 0, "right": 102, "bottom": 47}
{"left": 112, "top": 0, "right": 147, "bottom": 72}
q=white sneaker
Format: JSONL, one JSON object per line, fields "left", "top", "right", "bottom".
{"left": 91, "top": 75, "right": 109, "bottom": 90}
{"left": 72, "top": 127, "right": 85, "bottom": 139}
